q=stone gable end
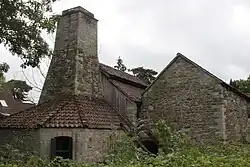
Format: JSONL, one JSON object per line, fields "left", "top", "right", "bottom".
{"left": 140, "top": 55, "right": 250, "bottom": 143}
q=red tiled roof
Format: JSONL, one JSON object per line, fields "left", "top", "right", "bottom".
{"left": 111, "top": 80, "right": 145, "bottom": 102}
{"left": 0, "top": 95, "right": 126, "bottom": 129}
{"left": 99, "top": 63, "right": 148, "bottom": 87}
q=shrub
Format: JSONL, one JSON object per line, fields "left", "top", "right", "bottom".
{"left": 1, "top": 121, "right": 250, "bottom": 166}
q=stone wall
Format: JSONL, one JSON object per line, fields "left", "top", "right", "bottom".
{"left": 140, "top": 56, "right": 227, "bottom": 142}
{"left": 221, "top": 87, "right": 249, "bottom": 141}
{"left": 39, "top": 128, "right": 122, "bottom": 163}
{"left": 127, "top": 101, "right": 138, "bottom": 126}
{"left": 39, "top": 6, "right": 103, "bottom": 103}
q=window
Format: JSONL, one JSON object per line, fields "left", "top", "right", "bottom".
{"left": 51, "top": 136, "right": 73, "bottom": 159}
{"left": 0, "top": 100, "right": 8, "bottom": 107}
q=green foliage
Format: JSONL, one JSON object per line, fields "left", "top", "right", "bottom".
{"left": 230, "top": 77, "right": 250, "bottom": 93}
{"left": 129, "top": 67, "right": 158, "bottom": 85}
{"left": 0, "top": 0, "right": 59, "bottom": 68}
{"left": 0, "top": 62, "right": 10, "bottom": 86}
{"left": 113, "top": 57, "right": 158, "bottom": 85}
{"left": 114, "top": 56, "right": 127, "bottom": 72}
{"left": 1, "top": 121, "right": 250, "bottom": 166}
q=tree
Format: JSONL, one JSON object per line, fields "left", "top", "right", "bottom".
{"left": 229, "top": 77, "right": 250, "bottom": 93}
{"left": 0, "top": 62, "right": 10, "bottom": 86}
{"left": 0, "top": 0, "right": 59, "bottom": 68}
{"left": 229, "top": 79, "right": 238, "bottom": 88}
{"left": 114, "top": 56, "right": 127, "bottom": 72}
{"left": 129, "top": 67, "right": 158, "bottom": 85}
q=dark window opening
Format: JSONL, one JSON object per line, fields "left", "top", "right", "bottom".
{"left": 141, "top": 140, "right": 158, "bottom": 155}
{"left": 51, "top": 136, "right": 73, "bottom": 159}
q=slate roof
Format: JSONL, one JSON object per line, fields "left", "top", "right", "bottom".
{"left": 0, "top": 91, "right": 34, "bottom": 115}
{"left": 0, "top": 95, "right": 127, "bottom": 129}
{"left": 111, "top": 80, "right": 145, "bottom": 102}
{"left": 99, "top": 63, "right": 148, "bottom": 87}
{"left": 99, "top": 63, "right": 147, "bottom": 102}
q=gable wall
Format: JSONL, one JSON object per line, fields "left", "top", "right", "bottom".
{"left": 140, "top": 57, "right": 226, "bottom": 142}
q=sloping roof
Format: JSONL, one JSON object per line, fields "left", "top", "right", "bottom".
{"left": 143, "top": 53, "right": 250, "bottom": 102}
{"left": 99, "top": 63, "right": 148, "bottom": 88}
{"left": 111, "top": 80, "right": 145, "bottom": 102}
{"left": 0, "top": 95, "right": 127, "bottom": 129}
{"left": 0, "top": 91, "right": 34, "bottom": 115}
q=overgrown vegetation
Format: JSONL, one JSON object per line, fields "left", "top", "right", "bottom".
{"left": 230, "top": 77, "right": 250, "bottom": 94}
{"left": 1, "top": 120, "right": 250, "bottom": 166}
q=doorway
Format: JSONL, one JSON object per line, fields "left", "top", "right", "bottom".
{"left": 51, "top": 136, "right": 73, "bottom": 159}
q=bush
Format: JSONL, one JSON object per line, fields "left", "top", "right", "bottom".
{"left": 1, "top": 120, "right": 250, "bottom": 166}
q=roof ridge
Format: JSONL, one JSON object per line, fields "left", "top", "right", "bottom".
{"left": 142, "top": 52, "right": 250, "bottom": 102}
{"left": 99, "top": 63, "right": 148, "bottom": 87}
{"left": 74, "top": 98, "right": 88, "bottom": 128}
{"left": 109, "top": 79, "right": 137, "bottom": 102}
{"left": 24, "top": 100, "right": 56, "bottom": 128}
{"left": 176, "top": 53, "right": 250, "bottom": 101}
{"left": 39, "top": 99, "right": 70, "bottom": 127}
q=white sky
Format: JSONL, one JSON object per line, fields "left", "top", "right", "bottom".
{"left": 1, "top": 0, "right": 250, "bottom": 103}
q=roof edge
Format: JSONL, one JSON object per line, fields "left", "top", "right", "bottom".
{"left": 142, "top": 52, "right": 250, "bottom": 102}
{"left": 142, "top": 52, "right": 181, "bottom": 95}
{"left": 109, "top": 79, "right": 141, "bottom": 103}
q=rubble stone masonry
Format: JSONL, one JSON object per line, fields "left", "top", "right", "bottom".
{"left": 140, "top": 56, "right": 249, "bottom": 143}
{"left": 39, "top": 7, "right": 103, "bottom": 103}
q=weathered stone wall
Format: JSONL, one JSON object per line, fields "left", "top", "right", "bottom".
{"left": 127, "top": 101, "right": 138, "bottom": 126}
{"left": 140, "top": 56, "right": 250, "bottom": 142}
{"left": 39, "top": 6, "right": 103, "bottom": 103}
{"left": 221, "top": 87, "right": 249, "bottom": 141}
{"left": 39, "top": 128, "right": 122, "bottom": 163}
{"left": 140, "top": 57, "right": 225, "bottom": 142}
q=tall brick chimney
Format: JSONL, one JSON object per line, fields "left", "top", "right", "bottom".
{"left": 39, "top": 6, "right": 103, "bottom": 103}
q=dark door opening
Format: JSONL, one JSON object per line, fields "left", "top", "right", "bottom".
{"left": 141, "top": 140, "right": 158, "bottom": 155}
{"left": 51, "top": 136, "right": 73, "bottom": 159}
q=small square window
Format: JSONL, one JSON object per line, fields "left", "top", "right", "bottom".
{"left": 0, "top": 100, "right": 8, "bottom": 107}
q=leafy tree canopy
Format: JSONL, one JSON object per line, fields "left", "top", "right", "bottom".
{"left": 114, "top": 56, "right": 127, "bottom": 72}
{"left": 113, "top": 57, "right": 158, "bottom": 85}
{"left": 0, "top": 0, "right": 59, "bottom": 68}
{"left": 0, "top": 62, "right": 10, "bottom": 85}
{"left": 229, "top": 77, "right": 250, "bottom": 93}
{"left": 129, "top": 67, "right": 158, "bottom": 85}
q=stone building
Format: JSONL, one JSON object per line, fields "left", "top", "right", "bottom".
{"left": 0, "top": 5, "right": 250, "bottom": 163}
{"left": 140, "top": 53, "right": 250, "bottom": 143}
{"left": 0, "top": 6, "right": 145, "bottom": 162}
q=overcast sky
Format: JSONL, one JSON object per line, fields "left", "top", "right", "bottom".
{"left": 1, "top": 0, "right": 250, "bottom": 102}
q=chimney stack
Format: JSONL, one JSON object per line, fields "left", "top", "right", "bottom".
{"left": 39, "top": 6, "right": 103, "bottom": 103}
